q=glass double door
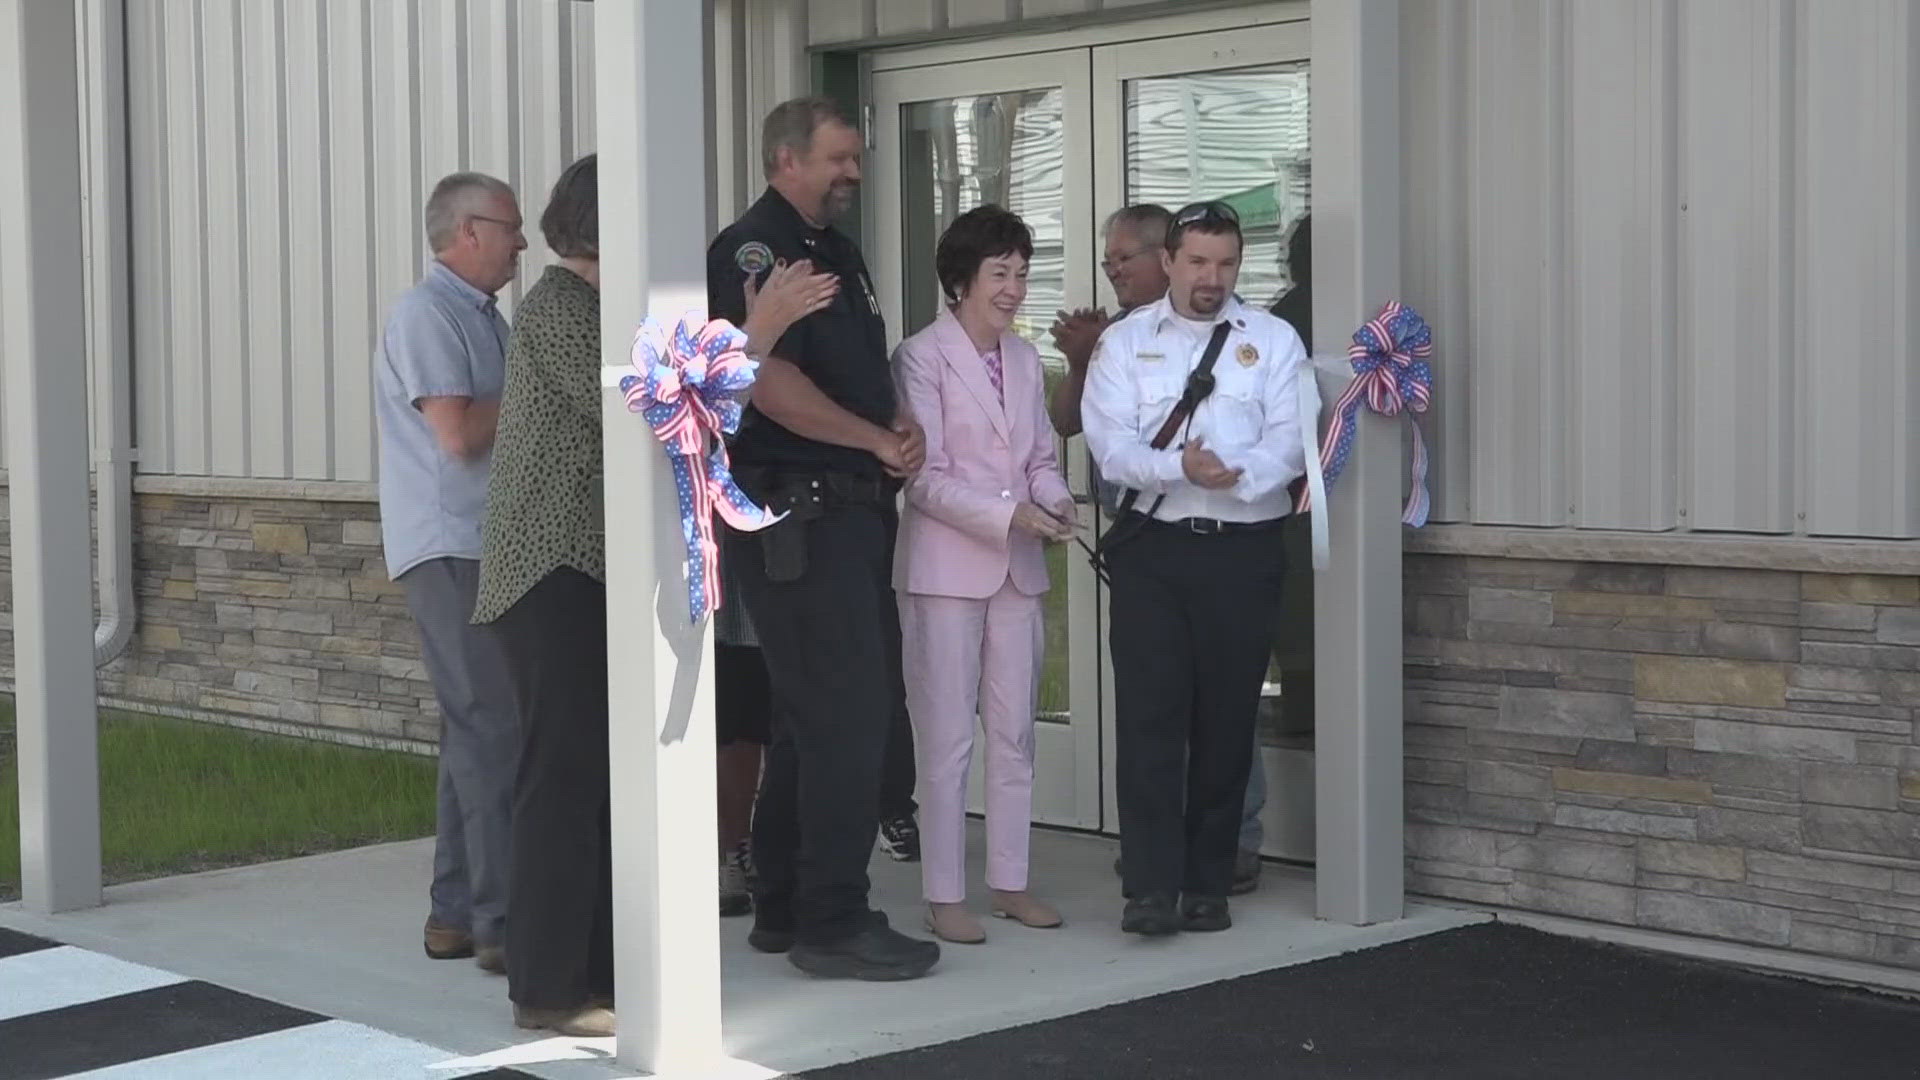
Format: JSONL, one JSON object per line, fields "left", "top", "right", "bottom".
{"left": 870, "top": 21, "right": 1312, "bottom": 846}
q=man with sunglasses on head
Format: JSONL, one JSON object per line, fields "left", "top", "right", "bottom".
{"left": 1081, "top": 200, "right": 1308, "bottom": 937}
{"left": 1052, "top": 203, "right": 1273, "bottom": 898}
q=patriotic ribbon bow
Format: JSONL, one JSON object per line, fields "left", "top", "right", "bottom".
{"left": 620, "top": 312, "right": 783, "bottom": 623}
{"left": 1299, "top": 300, "right": 1434, "bottom": 527}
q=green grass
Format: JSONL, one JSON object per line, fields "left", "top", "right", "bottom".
{"left": 0, "top": 698, "right": 437, "bottom": 901}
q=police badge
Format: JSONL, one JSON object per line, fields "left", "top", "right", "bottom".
{"left": 1236, "top": 342, "right": 1259, "bottom": 367}
{"left": 734, "top": 241, "right": 774, "bottom": 276}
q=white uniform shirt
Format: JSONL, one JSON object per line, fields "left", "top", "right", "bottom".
{"left": 1081, "top": 294, "right": 1308, "bottom": 525}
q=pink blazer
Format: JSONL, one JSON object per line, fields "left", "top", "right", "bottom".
{"left": 892, "top": 309, "right": 1074, "bottom": 600}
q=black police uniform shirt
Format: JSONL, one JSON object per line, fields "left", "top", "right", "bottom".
{"left": 706, "top": 187, "right": 894, "bottom": 478}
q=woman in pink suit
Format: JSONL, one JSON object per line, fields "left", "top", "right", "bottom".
{"left": 894, "top": 205, "right": 1078, "bottom": 944}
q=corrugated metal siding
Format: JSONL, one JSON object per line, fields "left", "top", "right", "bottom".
{"left": 1798, "top": 0, "right": 1920, "bottom": 539}
{"left": 1403, "top": 0, "right": 1919, "bottom": 539}
{"left": 126, "top": 0, "right": 597, "bottom": 483}
{"left": 809, "top": 0, "right": 1179, "bottom": 45}
{"left": 1463, "top": 0, "right": 1565, "bottom": 528}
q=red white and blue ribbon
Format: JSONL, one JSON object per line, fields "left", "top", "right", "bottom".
{"left": 1298, "top": 301, "right": 1434, "bottom": 527}
{"left": 620, "top": 313, "right": 783, "bottom": 623}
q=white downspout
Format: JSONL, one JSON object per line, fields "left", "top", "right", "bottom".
{"left": 80, "top": 0, "right": 134, "bottom": 667}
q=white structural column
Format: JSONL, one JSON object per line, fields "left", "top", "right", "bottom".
{"left": 1, "top": 0, "right": 102, "bottom": 914}
{"left": 1311, "top": 0, "right": 1406, "bottom": 926}
{"left": 594, "top": 1, "right": 726, "bottom": 1072}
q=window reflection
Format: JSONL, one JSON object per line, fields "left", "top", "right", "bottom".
{"left": 1125, "top": 64, "right": 1310, "bottom": 312}
{"left": 899, "top": 90, "right": 1067, "bottom": 372}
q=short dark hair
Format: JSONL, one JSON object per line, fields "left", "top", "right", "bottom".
{"left": 935, "top": 205, "right": 1034, "bottom": 302}
{"left": 762, "top": 96, "right": 859, "bottom": 179}
{"left": 540, "top": 154, "right": 598, "bottom": 259}
{"left": 1166, "top": 200, "right": 1243, "bottom": 254}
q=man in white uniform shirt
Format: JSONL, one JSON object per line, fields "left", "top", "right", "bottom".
{"left": 1081, "top": 201, "right": 1307, "bottom": 936}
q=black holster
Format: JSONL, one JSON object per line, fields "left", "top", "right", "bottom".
{"left": 728, "top": 471, "right": 820, "bottom": 584}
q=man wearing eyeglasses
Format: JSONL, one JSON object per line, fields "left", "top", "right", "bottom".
{"left": 1048, "top": 204, "right": 1173, "bottom": 449}
{"left": 375, "top": 172, "right": 527, "bottom": 974}
{"left": 1081, "top": 200, "right": 1308, "bottom": 937}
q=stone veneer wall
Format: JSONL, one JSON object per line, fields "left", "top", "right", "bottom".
{"left": 1404, "top": 554, "right": 1920, "bottom": 969}
{"left": 0, "top": 487, "right": 435, "bottom": 749}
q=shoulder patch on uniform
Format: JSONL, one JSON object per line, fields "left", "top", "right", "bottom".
{"left": 734, "top": 241, "right": 774, "bottom": 274}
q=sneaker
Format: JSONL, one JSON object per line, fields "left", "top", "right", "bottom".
{"left": 789, "top": 924, "right": 940, "bottom": 981}
{"left": 720, "top": 842, "right": 752, "bottom": 918}
{"left": 877, "top": 815, "right": 921, "bottom": 862}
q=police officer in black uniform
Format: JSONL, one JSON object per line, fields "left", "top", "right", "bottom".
{"left": 706, "top": 96, "right": 940, "bottom": 981}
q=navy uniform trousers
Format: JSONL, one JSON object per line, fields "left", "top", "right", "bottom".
{"left": 1107, "top": 518, "right": 1287, "bottom": 900}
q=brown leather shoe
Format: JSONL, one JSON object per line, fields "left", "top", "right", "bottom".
{"left": 513, "top": 1003, "right": 617, "bottom": 1038}
{"left": 475, "top": 944, "right": 506, "bottom": 975}
{"left": 424, "top": 917, "right": 473, "bottom": 960}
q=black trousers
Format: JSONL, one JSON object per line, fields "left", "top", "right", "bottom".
{"left": 716, "top": 641, "right": 915, "bottom": 817}
{"left": 488, "top": 568, "right": 614, "bottom": 1009}
{"left": 729, "top": 501, "right": 901, "bottom": 944}
{"left": 1108, "top": 520, "right": 1286, "bottom": 900}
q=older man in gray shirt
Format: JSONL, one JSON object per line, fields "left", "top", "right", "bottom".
{"left": 375, "top": 171, "right": 526, "bottom": 975}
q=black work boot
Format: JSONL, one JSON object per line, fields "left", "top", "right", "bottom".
{"left": 1121, "top": 894, "right": 1183, "bottom": 936}
{"left": 1182, "top": 894, "right": 1232, "bottom": 933}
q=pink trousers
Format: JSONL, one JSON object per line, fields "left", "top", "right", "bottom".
{"left": 898, "top": 577, "right": 1043, "bottom": 904}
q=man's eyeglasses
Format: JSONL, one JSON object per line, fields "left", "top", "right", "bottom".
{"left": 1100, "top": 248, "right": 1155, "bottom": 275}
{"left": 1171, "top": 201, "right": 1240, "bottom": 229}
{"left": 468, "top": 214, "right": 525, "bottom": 236}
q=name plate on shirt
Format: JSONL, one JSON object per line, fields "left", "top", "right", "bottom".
{"left": 1137, "top": 350, "right": 1165, "bottom": 362}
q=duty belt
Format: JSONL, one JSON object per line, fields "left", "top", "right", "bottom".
{"left": 738, "top": 469, "right": 897, "bottom": 510}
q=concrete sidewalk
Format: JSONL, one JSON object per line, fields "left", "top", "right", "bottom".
{"left": 0, "top": 826, "right": 1480, "bottom": 1078}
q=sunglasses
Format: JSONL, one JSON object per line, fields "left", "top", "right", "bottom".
{"left": 1171, "top": 201, "right": 1240, "bottom": 228}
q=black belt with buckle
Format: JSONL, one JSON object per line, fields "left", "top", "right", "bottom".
{"left": 741, "top": 470, "right": 895, "bottom": 509}
{"left": 1150, "top": 514, "right": 1286, "bottom": 535}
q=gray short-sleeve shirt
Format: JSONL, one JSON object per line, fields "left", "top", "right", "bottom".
{"left": 375, "top": 261, "right": 509, "bottom": 579}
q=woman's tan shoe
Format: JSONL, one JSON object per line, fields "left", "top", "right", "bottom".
{"left": 990, "top": 890, "right": 1063, "bottom": 929}
{"left": 513, "top": 1003, "right": 617, "bottom": 1038}
{"left": 924, "top": 902, "right": 987, "bottom": 944}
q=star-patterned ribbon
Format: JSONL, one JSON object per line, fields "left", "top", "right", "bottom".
{"left": 1297, "top": 301, "right": 1434, "bottom": 527}
{"left": 620, "top": 312, "right": 784, "bottom": 623}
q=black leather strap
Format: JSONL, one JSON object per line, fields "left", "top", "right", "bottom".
{"left": 1092, "top": 321, "right": 1236, "bottom": 579}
